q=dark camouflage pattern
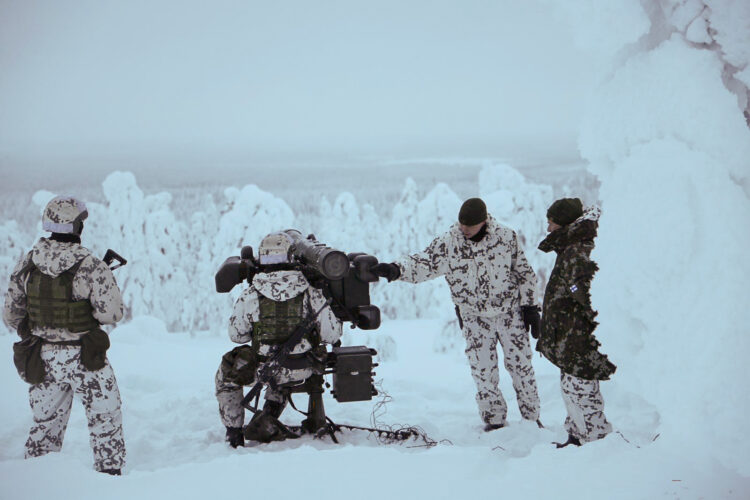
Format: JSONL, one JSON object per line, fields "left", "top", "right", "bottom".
{"left": 462, "top": 310, "right": 540, "bottom": 425}
{"left": 536, "top": 207, "right": 616, "bottom": 381}
{"left": 396, "top": 215, "right": 537, "bottom": 316}
{"left": 217, "top": 270, "right": 342, "bottom": 429}
{"left": 561, "top": 372, "right": 612, "bottom": 443}
{"left": 25, "top": 344, "right": 125, "bottom": 471}
{"left": 3, "top": 238, "right": 124, "bottom": 342}
{"left": 395, "top": 215, "right": 540, "bottom": 424}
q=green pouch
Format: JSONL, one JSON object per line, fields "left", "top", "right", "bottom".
{"left": 13, "top": 335, "right": 45, "bottom": 385}
{"left": 220, "top": 345, "right": 257, "bottom": 386}
{"left": 80, "top": 328, "right": 110, "bottom": 371}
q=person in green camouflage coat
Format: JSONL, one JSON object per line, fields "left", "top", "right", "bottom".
{"left": 536, "top": 198, "right": 616, "bottom": 447}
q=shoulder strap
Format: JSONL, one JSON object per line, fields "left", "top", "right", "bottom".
{"left": 64, "top": 255, "right": 87, "bottom": 278}
{"left": 18, "top": 256, "right": 37, "bottom": 277}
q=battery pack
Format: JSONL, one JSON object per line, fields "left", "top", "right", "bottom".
{"left": 330, "top": 346, "right": 377, "bottom": 402}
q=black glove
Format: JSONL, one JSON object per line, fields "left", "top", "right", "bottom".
{"left": 521, "top": 305, "right": 541, "bottom": 339}
{"left": 372, "top": 263, "right": 401, "bottom": 282}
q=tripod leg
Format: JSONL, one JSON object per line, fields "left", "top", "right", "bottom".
{"left": 302, "top": 374, "right": 326, "bottom": 434}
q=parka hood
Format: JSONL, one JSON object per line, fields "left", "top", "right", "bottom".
{"left": 30, "top": 237, "right": 92, "bottom": 277}
{"left": 252, "top": 270, "right": 310, "bottom": 301}
{"left": 539, "top": 206, "right": 600, "bottom": 253}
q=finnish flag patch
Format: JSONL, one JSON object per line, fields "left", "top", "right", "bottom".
{"left": 569, "top": 285, "right": 578, "bottom": 293}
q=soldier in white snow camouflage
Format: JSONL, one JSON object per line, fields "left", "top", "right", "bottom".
{"left": 215, "top": 231, "right": 342, "bottom": 447}
{"left": 3, "top": 196, "right": 126, "bottom": 475}
{"left": 373, "top": 198, "right": 541, "bottom": 430}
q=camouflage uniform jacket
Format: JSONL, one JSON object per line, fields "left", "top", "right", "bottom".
{"left": 3, "top": 238, "right": 124, "bottom": 342}
{"left": 228, "top": 270, "right": 342, "bottom": 356}
{"left": 535, "top": 207, "right": 616, "bottom": 381}
{"left": 396, "top": 215, "right": 537, "bottom": 317}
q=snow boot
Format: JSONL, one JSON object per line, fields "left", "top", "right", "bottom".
{"left": 263, "top": 400, "right": 284, "bottom": 419}
{"left": 483, "top": 423, "right": 505, "bottom": 432}
{"left": 100, "top": 468, "right": 121, "bottom": 476}
{"left": 555, "top": 434, "right": 581, "bottom": 448}
{"left": 245, "top": 400, "right": 295, "bottom": 443}
{"left": 225, "top": 426, "right": 245, "bottom": 448}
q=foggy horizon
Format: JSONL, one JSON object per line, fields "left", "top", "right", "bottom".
{"left": 1, "top": 0, "right": 596, "bottom": 175}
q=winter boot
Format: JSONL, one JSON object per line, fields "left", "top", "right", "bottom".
{"left": 263, "top": 399, "right": 284, "bottom": 419}
{"left": 555, "top": 433, "right": 581, "bottom": 448}
{"left": 245, "top": 401, "right": 290, "bottom": 443}
{"left": 483, "top": 422, "right": 505, "bottom": 432}
{"left": 225, "top": 426, "right": 245, "bottom": 448}
{"left": 100, "top": 468, "right": 121, "bottom": 476}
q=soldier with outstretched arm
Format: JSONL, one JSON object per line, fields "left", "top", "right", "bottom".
{"left": 372, "top": 198, "right": 542, "bottom": 430}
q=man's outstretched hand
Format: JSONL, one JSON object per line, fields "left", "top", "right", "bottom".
{"left": 372, "top": 263, "right": 401, "bottom": 282}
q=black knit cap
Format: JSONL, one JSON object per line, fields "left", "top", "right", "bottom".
{"left": 458, "top": 198, "right": 487, "bottom": 225}
{"left": 547, "top": 198, "right": 583, "bottom": 226}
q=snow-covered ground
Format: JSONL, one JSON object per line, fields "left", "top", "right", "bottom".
{"left": 2, "top": 317, "right": 746, "bottom": 500}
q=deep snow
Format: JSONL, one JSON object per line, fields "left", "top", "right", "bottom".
{"left": 1, "top": 318, "right": 747, "bottom": 499}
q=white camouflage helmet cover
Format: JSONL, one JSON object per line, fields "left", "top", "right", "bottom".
{"left": 42, "top": 195, "right": 88, "bottom": 234}
{"left": 258, "top": 231, "right": 296, "bottom": 265}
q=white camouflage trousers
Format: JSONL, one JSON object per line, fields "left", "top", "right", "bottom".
{"left": 215, "top": 359, "right": 310, "bottom": 429}
{"left": 461, "top": 309, "right": 540, "bottom": 425}
{"left": 560, "top": 372, "right": 612, "bottom": 443}
{"left": 25, "top": 344, "right": 125, "bottom": 471}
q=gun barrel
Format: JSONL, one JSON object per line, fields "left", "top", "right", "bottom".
{"left": 286, "top": 231, "right": 349, "bottom": 280}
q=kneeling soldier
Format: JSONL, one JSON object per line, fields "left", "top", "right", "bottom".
{"left": 3, "top": 196, "right": 126, "bottom": 474}
{"left": 215, "top": 231, "right": 342, "bottom": 447}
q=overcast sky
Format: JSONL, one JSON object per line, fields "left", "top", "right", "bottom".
{"left": 0, "top": 0, "right": 596, "bottom": 167}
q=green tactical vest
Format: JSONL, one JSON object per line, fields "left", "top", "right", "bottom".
{"left": 252, "top": 293, "right": 309, "bottom": 346}
{"left": 25, "top": 259, "right": 99, "bottom": 333}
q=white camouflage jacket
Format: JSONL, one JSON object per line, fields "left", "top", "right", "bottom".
{"left": 3, "top": 238, "right": 124, "bottom": 341}
{"left": 396, "top": 215, "right": 537, "bottom": 317}
{"left": 228, "top": 270, "right": 342, "bottom": 356}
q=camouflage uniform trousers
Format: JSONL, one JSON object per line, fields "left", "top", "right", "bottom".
{"left": 25, "top": 344, "right": 125, "bottom": 471}
{"left": 560, "top": 372, "right": 612, "bottom": 443}
{"left": 214, "top": 359, "right": 311, "bottom": 429}
{"left": 461, "top": 309, "right": 540, "bottom": 425}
